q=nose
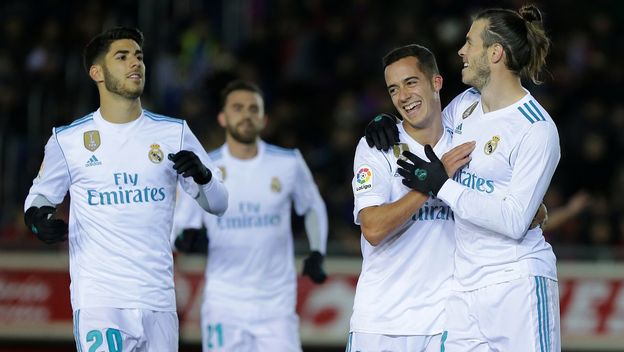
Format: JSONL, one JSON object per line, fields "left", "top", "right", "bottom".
{"left": 398, "top": 87, "right": 410, "bottom": 103}
{"left": 458, "top": 44, "right": 466, "bottom": 58}
{"left": 129, "top": 56, "right": 143, "bottom": 69}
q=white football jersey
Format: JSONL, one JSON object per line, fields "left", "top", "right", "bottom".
{"left": 439, "top": 88, "right": 560, "bottom": 290}
{"left": 350, "top": 123, "right": 455, "bottom": 335}
{"left": 174, "top": 140, "right": 326, "bottom": 323}
{"left": 25, "top": 109, "right": 226, "bottom": 311}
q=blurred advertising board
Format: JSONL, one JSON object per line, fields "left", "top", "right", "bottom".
{"left": 0, "top": 252, "right": 623, "bottom": 350}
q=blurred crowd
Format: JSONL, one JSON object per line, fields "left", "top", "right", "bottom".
{"left": 1, "top": 0, "right": 623, "bottom": 259}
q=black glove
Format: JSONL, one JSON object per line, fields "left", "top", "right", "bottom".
{"left": 396, "top": 145, "right": 448, "bottom": 196}
{"left": 24, "top": 206, "right": 68, "bottom": 244}
{"left": 365, "top": 113, "right": 401, "bottom": 152}
{"left": 174, "top": 228, "right": 208, "bottom": 254}
{"left": 168, "top": 150, "right": 212, "bottom": 185}
{"left": 302, "top": 251, "right": 327, "bottom": 284}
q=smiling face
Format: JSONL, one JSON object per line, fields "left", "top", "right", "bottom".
{"left": 97, "top": 39, "right": 145, "bottom": 99}
{"left": 218, "top": 89, "right": 267, "bottom": 144}
{"left": 384, "top": 56, "right": 442, "bottom": 132}
{"left": 458, "top": 19, "right": 492, "bottom": 91}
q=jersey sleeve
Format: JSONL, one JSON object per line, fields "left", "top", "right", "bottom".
{"left": 438, "top": 122, "right": 560, "bottom": 239}
{"left": 352, "top": 137, "right": 394, "bottom": 225}
{"left": 170, "top": 183, "right": 207, "bottom": 244}
{"left": 291, "top": 149, "right": 328, "bottom": 254}
{"left": 24, "top": 131, "right": 71, "bottom": 210}
{"left": 179, "top": 121, "right": 228, "bottom": 216}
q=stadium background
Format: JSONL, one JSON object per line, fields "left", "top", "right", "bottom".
{"left": 0, "top": 0, "right": 623, "bottom": 351}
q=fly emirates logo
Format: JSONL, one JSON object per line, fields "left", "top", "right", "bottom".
{"left": 86, "top": 172, "right": 166, "bottom": 206}
{"left": 453, "top": 169, "right": 495, "bottom": 194}
{"left": 217, "top": 202, "right": 281, "bottom": 230}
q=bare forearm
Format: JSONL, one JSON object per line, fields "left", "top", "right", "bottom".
{"left": 360, "top": 191, "right": 428, "bottom": 246}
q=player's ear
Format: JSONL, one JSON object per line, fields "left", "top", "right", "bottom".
{"left": 89, "top": 65, "right": 103, "bottom": 83}
{"left": 217, "top": 111, "right": 227, "bottom": 128}
{"left": 261, "top": 114, "right": 268, "bottom": 130}
{"left": 432, "top": 74, "right": 443, "bottom": 92}
{"left": 89, "top": 64, "right": 104, "bottom": 83}
{"left": 490, "top": 43, "right": 505, "bottom": 64}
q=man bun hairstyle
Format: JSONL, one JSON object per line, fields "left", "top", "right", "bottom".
{"left": 476, "top": 4, "right": 551, "bottom": 85}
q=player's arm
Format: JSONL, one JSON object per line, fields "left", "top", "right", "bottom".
{"left": 291, "top": 150, "right": 329, "bottom": 284}
{"left": 351, "top": 138, "right": 426, "bottom": 246}
{"left": 174, "top": 122, "right": 228, "bottom": 216}
{"left": 358, "top": 191, "right": 428, "bottom": 246}
{"left": 171, "top": 184, "right": 209, "bottom": 253}
{"left": 438, "top": 123, "right": 560, "bottom": 239}
{"left": 24, "top": 132, "right": 70, "bottom": 244}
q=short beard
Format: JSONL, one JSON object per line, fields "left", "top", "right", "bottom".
{"left": 467, "top": 52, "right": 491, "bottom": 91}
{"left": 102, "top": 65, "right": 143, "bottom": 99}
{"left": 227, "top": 122, "right": 258, "bottom": 144}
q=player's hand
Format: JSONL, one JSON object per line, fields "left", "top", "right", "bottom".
{"left": 397, "top": 145, "right": 448, "bottom": 196}
{"left": 24, "top": 206, "right": 68, "bottom": 244}
{"left": 302, "top": 251, "right": 327, "bottom": 284}
{"left": 168, "top": 150, "right": 212, "bottom": 185}
{"left": 174, "top": 228, "right": 208, "bottom": 254}
{"left": 440, "top": 141, "right": 475, "bottom": 177}
{"left": 529, "top": 203, "right": 548, "bottom": 229}
{"left": 365, "top": 113, "right": 401, "bottom": 152}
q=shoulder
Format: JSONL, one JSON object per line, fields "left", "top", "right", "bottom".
{"left": 264, "top": 143, "right": 302, "bottom": 166}
{"left": 515, "top": 97, "right": 555, "bottom": 126}
{"left": 449, "top": 88, "right": 480, "bottom": 107}
{"left": 143, "top": 110, "right": 184, "bottom": 125}
{"left": 443, "top": 88, "right": 480, "bottom": 122}
{"left": 54, "top": 112, "right": 96, "bottom": 135}
{"left": 265, "top": 143, "right": 298, "bottom": 158}
{"left": 354, "top": 137, "right": 394, "bottom": 171}
{"left": 207, "top": 145, "right": 225, "bottom": 162}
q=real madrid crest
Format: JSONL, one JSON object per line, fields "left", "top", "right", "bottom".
{"left": 270, "top": 177, "right": 282, "bottom": 193}
{"left": 484, "top": 136, "right": 500, "bottom": 155}
{"left": 462, "top": 101, "right": 478, "bottom": 119}
{"left": 148, "top": 144, "right": 164, "bottom": 163}
{"left": 83, "top": 130, "right": 101, "bottom": 151}
{"left": 392, "top": 143, "right": 410, "bottom": 160}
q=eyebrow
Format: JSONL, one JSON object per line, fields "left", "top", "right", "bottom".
{"left": 112, "top": 49, "right": 143, "bottom": 56}
{"left": 386, "top": 76, "right": 419, "bottom": 90}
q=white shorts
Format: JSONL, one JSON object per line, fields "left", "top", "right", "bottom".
{"left": 443, "top": 276, "right": 560, "bottom": 352}
{"left": 73, "top": 308, "right": 178, "bottom": 352}
{"left": 201, "top": 307, "right": 301, "bottom": 352}
{"left": 346, "top": 332, "right": 443, "bottom": 352}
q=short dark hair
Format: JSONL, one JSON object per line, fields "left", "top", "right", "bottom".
{"left": 83, "top": 27, "right": 144, "bottom": 73}
{"left": 220, "top": 80, "right": 264, "bottom": 110}
{"left": 382, "top": 44, "right": 440, "bottom": 80}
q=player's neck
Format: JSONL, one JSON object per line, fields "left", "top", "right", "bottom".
{"left": 479, "top": 74, "right": 526, "bottom": 113}
{"left": 226, "top": 137, "right": 258, "bottom": 160}
{"left": 402, "top": 118, "right": 443, "bottom": 147}
{"left": 99, "top": 93, "right": 143, "bottom": 124}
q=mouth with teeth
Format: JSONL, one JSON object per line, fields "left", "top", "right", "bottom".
{"left": 127, "top": 72, "right": 143, "bottom": 81}
{"left": 404, "top": 101, "right": 422, "bottom": 115}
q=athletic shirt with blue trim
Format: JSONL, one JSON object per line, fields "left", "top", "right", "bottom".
{"left": 25, "top": 109, "right": 223, "bottom": 312}
{"left": 439, "top": 88, "right": 560, "bottom": 291}
{"left": 173, "top": 140, "right": 326, "bottom": 322}
{"left": 349, "top": 122, "right": 455, "bottom": 335}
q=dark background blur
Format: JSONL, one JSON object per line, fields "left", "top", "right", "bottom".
{"left": 1, "top": 0, "right": 623, "bottom": 261}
